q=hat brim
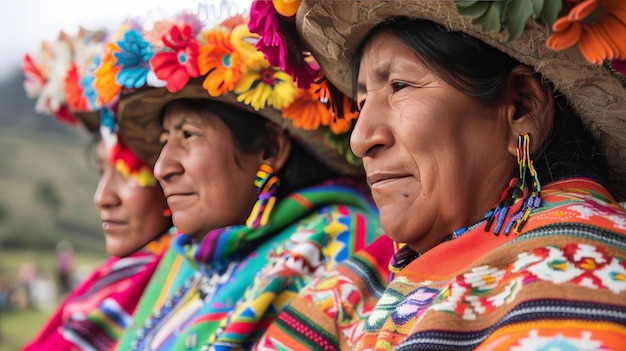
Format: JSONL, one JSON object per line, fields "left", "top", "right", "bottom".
{"left": 72, "top": 110, "right": 100, "bottom": 133}
{"left": 297, "top": 0, "right": 626, "bottom": 200}
{"left": 117, "top": 78, "right": 363, "bottom": 176}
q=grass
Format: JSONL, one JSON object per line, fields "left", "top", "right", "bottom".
{"left": 0, "top": 249, "right": 107, "bottom": 350}
{"left": 0, "top": 308, "right": 50, "bottom": 351}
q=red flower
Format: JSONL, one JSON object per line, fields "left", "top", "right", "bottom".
{"left": 149, "top": 24, "right": 201, "bottom": 93}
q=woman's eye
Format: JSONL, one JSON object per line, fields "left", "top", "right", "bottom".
{"left": 391, "top": 81, "right": 408, "bottom": 93}
{"left": 183, "top": 130, "right": 194, "bottom": 139}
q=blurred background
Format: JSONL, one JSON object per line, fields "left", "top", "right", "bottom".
{"left": 0, "top": 0, "right": 250, "bottom": 349}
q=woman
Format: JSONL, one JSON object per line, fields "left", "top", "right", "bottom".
{"left": 21, "top": 30, "right": 173, "bottom": 351}
{"left": 83, "top": 9, "right": 384, "bottom": 351}
{"left": 259, "top": 0, "right": 626, "bottom": 349}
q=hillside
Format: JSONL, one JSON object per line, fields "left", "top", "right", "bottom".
{"left": 0, "top": 70, "right": 105, "bottom": 256}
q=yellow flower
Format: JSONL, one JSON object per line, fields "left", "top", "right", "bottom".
{"left": 234, "top": 53, "right": 296, "bottom": 111}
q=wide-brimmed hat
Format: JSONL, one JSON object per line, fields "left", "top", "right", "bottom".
{"left": 258, "top": 0, "right": 626, "bottom": 199}
{"left": 88, "top": 9, "right": 362, "bottom": 176}
{"left": 23, "top": 28, "right": 158, "bottom": 187}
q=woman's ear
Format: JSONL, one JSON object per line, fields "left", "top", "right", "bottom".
{"left": 504, "top": 65, "right": 555, "bottom": 156}
{"left": 262, "top": 123, "right": 291, "bottom": 172}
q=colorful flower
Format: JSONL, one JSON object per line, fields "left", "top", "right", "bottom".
{"left": 64, "top": 62, "right": 88, "bottom": 111}
{"left": 234, "top": 53, "right": 297, "bottom": 111}
{"left": 149, "top": 24, "right": 201, "bottom": 93}
{"left": 93, "top": 42, "right": 122, "bottom": 105}
{"left": 272, "top": 0, "right": 301, "bottom": 17}
{"left": 282, "top": 88, "right": 332, "bottom": 130}
{"left": 547, "top": 0, "right": 626, "bottom": 64}
{"left": 249, "top": 0, "right": 317, "bottom": 88}
{"left": 198, "top": 30, "right": 242, "bottom": 97}
{"left": 22, "top": 54, "right": 45, "bottom": 99}
{"left": 114, "top": 29, "right": 154, "bottom": 89}
{"left": 611, "top": 58, "right": 626, "bottom": 74}
{"left": 312, "top": 78, "right": 358, "bottom": 134}
{"left": 80, "top": 56, "right": 101, "bottom": 110}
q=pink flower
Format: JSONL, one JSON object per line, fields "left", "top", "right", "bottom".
{"left": 149, "top": 24, "right": 201, "bottom": 93}
{"left": 249, "top": 0, "right": 317, "bottom": 88}
{"left": 611, "top": 59, "right": 626, "bottom": 75}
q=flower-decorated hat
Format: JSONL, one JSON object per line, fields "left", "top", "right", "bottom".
{"left": 86, "top": 5, "right": 362, "bottom": 176}
{"left": 251, "top": 0, "right": 626, "bottom": 200}
{"left": 23, "top": 27, "right": 158, "bottom": 187}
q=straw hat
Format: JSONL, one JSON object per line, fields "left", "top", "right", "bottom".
{"left": 88, "top": 9, "right": 362, "bottom": 176}
{"left": 279, "top": 0, "right": 626, "bottom": 199}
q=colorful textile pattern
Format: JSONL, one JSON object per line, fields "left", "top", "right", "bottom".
{"left": 22, "top": 232, "right": 172, "bottom": 351}
{"left": 254, "top": 234, "right": 394, "bottom": 351}
{"left": 115, "top": 181, "right": 382, "bottom": 351}
{"left": 357, "top": 177, "right": 626, "bottom": 350}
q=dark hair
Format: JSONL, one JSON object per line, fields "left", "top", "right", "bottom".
{"left": 161, "top": 99, "right": 339, "bottom": 198}
{"left": 352, "top": 18, "right": 609, "bottom": 187}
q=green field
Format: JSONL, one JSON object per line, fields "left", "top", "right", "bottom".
{"left": 0, "top": 124, "right": 109, "bottom": 350}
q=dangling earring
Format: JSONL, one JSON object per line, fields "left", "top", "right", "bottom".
{"left": 162, "top": 208, "right": 172, "bottom": 217}
{"left": 246, "top": 163, "right": 280, "bottom": 229}
{"left": 485, "top": 133, "right": 542, "bottom": 235}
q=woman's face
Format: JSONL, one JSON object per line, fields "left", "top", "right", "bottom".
{"left": 154, "top": 105, "right": 262, "bottom": 238}
{"left": 93, "top": 140, "right": 170, "bottom": 257}
{"left": 352, "top": 30, "right": 516, "bottom": 252}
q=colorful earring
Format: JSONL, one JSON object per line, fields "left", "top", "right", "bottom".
{"left": 162, "top": 208, "right": 172, "bottom": 217}
{"left": 246, "top": 163, "right": 280, "bottom": 229}
{"left": 485, "top": 133, "right": 542, "bottom": 235}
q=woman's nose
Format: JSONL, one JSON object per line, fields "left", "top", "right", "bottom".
{"left": 350, "top": 101, "right": 392, "bottom": 158}
{"left": 154, "top": 143, "right": 183, "bottom": 183}
{"left": 93, "top": 171, "right": 120, "bottom": 209}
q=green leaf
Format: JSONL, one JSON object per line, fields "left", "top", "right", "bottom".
{"left": 531, "top": 0, "right": 544, "bottom": 18}
{"left": 505, "top": 0, "right": 534, "bottom": 41}
{"left": 540, "top": 0, "right": 563, "bottom": 33}
{"left": 479, "top": 2, "right": 505, "bottom": 33}
{"left": 455, "top": 1, "right": 490, "bottom": 20}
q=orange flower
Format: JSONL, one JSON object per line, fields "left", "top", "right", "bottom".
{"left": 282, "top": 88, "right": 332, "bottom": 130}
{"left": 93, "top": 42, "right": 122, "bottom": 105}
{"left": 199, "top": 30, "right": 242, "bottom": 96}
{"left": 272, "top": 0, "right": 301, "bottom": 17}
{"left": 312, "top": 78, "right": 359, "bottom": 134}
{"left": 547, "top": 0, "right": 626, "bottom": 64}
{"left": 329, "top": 96, "right": 359, "bottom": 134}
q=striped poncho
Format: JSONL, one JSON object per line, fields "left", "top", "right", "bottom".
{"left": 22, "top": 231, "right": 172, "bottom": 351}
{"left": 357, "top": 177, "right": 626, "bottom": 350}
{"left": 254, "top": 234, "right": 394, "bottom": 350}
{"left": 115, "top": 180, "right": 382, "bottom": 351}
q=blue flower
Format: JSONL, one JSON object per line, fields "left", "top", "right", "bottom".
{"left": 114, "top": 29, "right": 153, "bottom": 89}
{"left": 80, "top": 55, "right": 100, "bottom": 110}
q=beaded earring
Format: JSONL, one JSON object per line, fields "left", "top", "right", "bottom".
{"left": 246, "top": 163, "right": 280, "bottom": 229}
{"left": 485, "top": 133, "right": 542, "bottom": 235}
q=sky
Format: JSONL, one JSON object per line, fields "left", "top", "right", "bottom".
{"left": 0, "top": 0, "right": 252, "bottom": 82}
